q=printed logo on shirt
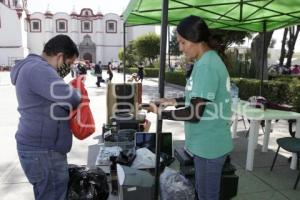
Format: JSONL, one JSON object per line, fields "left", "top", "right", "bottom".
{"left": 186, "top": 77, "right": 193, "bottom": 91}
{"left": 226, "top": 77, "right": 231, "bottom": 92}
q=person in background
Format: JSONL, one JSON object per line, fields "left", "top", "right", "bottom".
{"left": 70, "top": 63, "right": 75, "bottom": 77}
{"left": 94, "top": 61, "right": 103, "bottom": 87}
{"left": 10, "top": 34, "right": 81, "bottom": 200}
{"left": 147, "top": 15, "right": 233, "bottom": 200}
{"left": 137, "top": 62, "right": 144, "bottom": 83}
{"left": 77, "top": 62, "right": 87, "bottom": 75}
{"left": 107, "top": 61, "right": 113, "bottom": 81}
{"left": 117, "top": 62, "right": 121, "bottom": 73}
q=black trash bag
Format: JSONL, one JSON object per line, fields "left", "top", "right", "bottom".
{"left": 67, "top": 165, "right": 109, "bottom": 200}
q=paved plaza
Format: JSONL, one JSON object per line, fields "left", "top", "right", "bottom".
{"left": 0, "top": 70, "right": 299, "bottom": 200}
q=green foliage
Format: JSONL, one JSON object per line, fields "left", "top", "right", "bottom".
{"left": 226, "top": 49, "right": 252, "bottom": 78}
{"left": 124, "top": 68, "right": 159, "bottom": 78}
{"left": 144, "top": 68, "right": 159, "bottom": 77}
{"left": 119, "top": 41, "right": 138, "bottom": 68}
{"left": 231, "top": 78, "right": 300, "bottom": 112}
{"left": 210, "top": 29, "right": 252, "bottom": 49}
{"left": 169, "top": 29, "right": 180, "bottom": 56}
{"left": 135, "top": 33, "right": 160, "bottom": 64}
{"left": 124, "top": 67, "right": 137, "bottom": 74}
{"left": 288, "top": 82, "right": 300, "bottom": 113}
{"left": 118, "top": 48, "right": 123, "bottom": 61}
{"left": 165, "top": 72, "right": 186, "bottom": 86}
{"left": 269, "top": 75, "right": 300, "bottom": 81}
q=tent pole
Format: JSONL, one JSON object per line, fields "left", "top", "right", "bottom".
{"left": 168, "top": 25, "right": 171, "bottom": 70}
{"left": 123, "top": 23, "right": 126, "bottom": 83}
{"left": 260, "top": 21, "right": 267, "bottom": 96}
{"left": 154, "top": 0, "right": 169, "bottom": 199}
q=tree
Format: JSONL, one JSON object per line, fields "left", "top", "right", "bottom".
{"left": 279, "top": 28, "right": 288, "bottom": 66}
{"left": 169, "top": 29, "right": 180, "bottom": 56}
{"left": 169, "top": 29, "right": 251, "bottom": 57}
{"left": 286, "top": 25, "right": 300, "bottom": 68}
{"left": 209, "top": 30, "right": 251, "bottom": 68}
{"left": 118, "top": 41, "right": 138, "bottom": 67}
{"left": 210, "top": 30, "right": 251, "bottom": 50}
{"left": 249, "top": 32, "right": 273, "bottom": 79}
{"left": 134, "top": 33, "right": 160, "bottom": 64}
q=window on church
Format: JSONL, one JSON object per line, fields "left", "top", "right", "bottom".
{"left": 30, "top": 19, "right": 41, "bottom": 32}
{"left": 33, "top": 22, "right": 39, "bottom": 29}
{"left": 81, "top": 20, "right": 92, "bottom": 33}
{"left": 56, "top": 19, "right": 67, "bottom": 33}
{"left": 106, "top": 20, "right": 117, "bottom": 33}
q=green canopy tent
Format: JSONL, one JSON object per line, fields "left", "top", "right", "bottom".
{"left": 122, "top": 0, "right": 300, "bottom": 198}
{"left": 124, "top": 0, "right": 300, "bottom": 31}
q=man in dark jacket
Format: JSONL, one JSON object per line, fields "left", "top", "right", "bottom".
{"left": 10, "top": 34, "right": 81, "bottom": 200}
{"left": 94, "top": 61, "right": 102, "bottom": 87}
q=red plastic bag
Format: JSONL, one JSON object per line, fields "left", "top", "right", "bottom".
{"left": 69, "top": 76, "right": 95, "bottom": 140}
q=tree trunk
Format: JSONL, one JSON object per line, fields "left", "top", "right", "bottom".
{"left": 286, "top": 25, "right": 300, "bottom": 68}
{"left": 250, "top": 31, "right": 273, "bottom": 79}
{"left": 279, "top": 28, "right": 288, "bottom": 66}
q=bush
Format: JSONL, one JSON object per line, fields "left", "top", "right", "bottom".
{"left": 231, "top": 78, "right": 300, "bottom": 112}
{"left": 165, "top": 72, "right": 186, "bottom": 86}
{"left": 288, "top": 82, "right": 300, "bottom": 113}
{"left": 124, "top": 67, "right": 159, "bottom": 78}
{"left": 124, "top": 67, "right": 137, "bottom": 74}
{"left": 269, "top": 74, "right": 300, "bottom": 81}
{"left": 144, "top": 68, "right": 159, "bottom": 77}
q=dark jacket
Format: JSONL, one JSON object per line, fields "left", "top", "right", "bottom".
{"left": 10, "top": 54, "right": 81, "bottom": 153}
{"left": 94, "top": 64, "right": 102, "bottom": 75}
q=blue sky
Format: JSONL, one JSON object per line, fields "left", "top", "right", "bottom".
{"left": 27, "top": 0, "right": 130, "bottom": 15}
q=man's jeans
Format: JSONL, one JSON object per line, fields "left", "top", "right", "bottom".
{"left": 194, "top": 154, "right": 227, "bottom": 200}
{"left": 18, "top": 150, "right": 69, "bottom": 200}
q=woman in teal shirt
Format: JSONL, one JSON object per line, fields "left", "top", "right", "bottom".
{"left": 148, "top": 15, "right": 233, "bottom": 200}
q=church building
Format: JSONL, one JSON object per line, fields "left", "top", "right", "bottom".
{"left": 0, "top": 0, "right": 156, "bottom": 66}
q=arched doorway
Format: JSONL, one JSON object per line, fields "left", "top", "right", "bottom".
{"left": 83, "top": 53, "right": 92, "bottom": 63}
{"left": 79, "top": 35, "right": 96, "bottom": 63}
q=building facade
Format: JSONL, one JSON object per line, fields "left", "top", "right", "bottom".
{"left": 0, "top": 0, "right": 156, "bottom": 66}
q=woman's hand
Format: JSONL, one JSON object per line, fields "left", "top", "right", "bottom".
{"left": 147, "top": 102, "right": 159, "bottom": 114}
{"left": 159, "top": 98, "right": 177, "bottom": 107}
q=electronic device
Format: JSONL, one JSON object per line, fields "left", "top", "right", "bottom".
{"left": 117, "top": 164, "right": 155, "bottom": 200}
{"left": 174, "top": 148, "right": 239, "bottom": 200}
{"left": 135, "top": 132, "right": 173, "bottom": 164}
{"left": 174, "top": 147, "right": 194, "bottom": 176}
{"left": 106, "top": 83, "right": 141, "bottom": 124}
{"left": 174, "top": 147, "right": 193, "bottom": 166}
{"left": 116, "top": 119, "right": 140, "bottom": 131}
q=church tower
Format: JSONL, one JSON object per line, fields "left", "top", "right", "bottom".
{"left": 0, "top": 0, "right": 27, "bottom": 10}
{"left": 0, "top": 0, "right": 28, "bottom": 65}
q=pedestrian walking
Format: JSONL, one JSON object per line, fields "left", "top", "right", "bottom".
{"left": 107, "top": 61, "right": 113, "bottom": 81}
{"left": 95, "top": 61, "right": 103, "bottom": 87}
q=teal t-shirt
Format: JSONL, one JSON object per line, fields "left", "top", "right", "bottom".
{"left": 184, "top": 50, "right": 233, "bottom": 159}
